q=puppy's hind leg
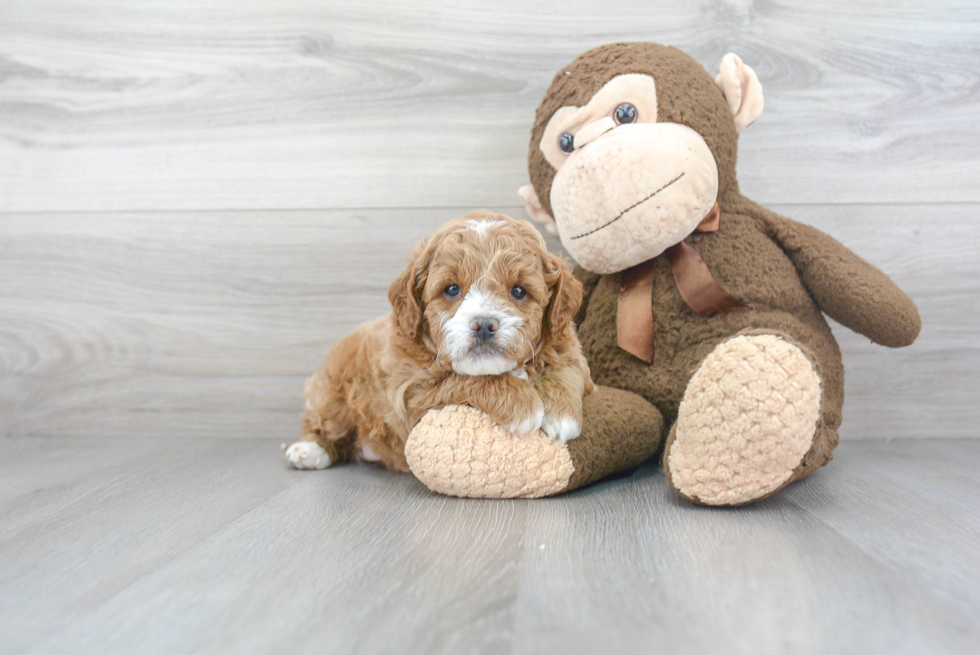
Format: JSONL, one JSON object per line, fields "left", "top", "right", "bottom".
{"left": 283, "top": 372, "right": 357, "bottom": 471}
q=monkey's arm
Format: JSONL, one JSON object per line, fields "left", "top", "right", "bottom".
{"left": 762, "top": 211, "right": 921, "bottom": 347}
{"left": 572, "top": 266, "right": 601, "bottom": 327}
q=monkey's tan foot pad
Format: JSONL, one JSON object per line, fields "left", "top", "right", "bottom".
{"left": 664, "top": 334, "right": 822, "bottom": 506}
{"left": 405, "top": 405, "right": 574, "bottom": 499}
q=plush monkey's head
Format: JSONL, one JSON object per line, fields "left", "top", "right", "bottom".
{"left": 520, "top": 43, "right": 764, "bottom": 274}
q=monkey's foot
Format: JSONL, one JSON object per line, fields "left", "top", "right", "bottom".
{"left": 405, "top": 405, "right": 574, "bottom": 499}
{"left": 664, "top": 334, "right": 822, "bottom": 506}
{"left": 406, "top": 387, "right": 664, "bottom": 499}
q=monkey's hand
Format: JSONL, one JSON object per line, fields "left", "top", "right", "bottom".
{"left": 763, "top": 210, "right": 921, "bottom": 348}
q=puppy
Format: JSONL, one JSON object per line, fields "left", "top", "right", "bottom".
{"left": 283, "top": 211, "right": 594, "bottom": 472}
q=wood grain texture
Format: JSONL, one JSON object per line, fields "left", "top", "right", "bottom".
{"left": 2, "top": 204, "right": 975, "bottom": 441}
{"left": 1, "top": 0, "right": 978, "bottom": 211}
{"left": 0, "top": 437, "right": 977, "bottom": 654}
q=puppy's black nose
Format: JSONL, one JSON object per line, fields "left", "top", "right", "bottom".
{"left": 471, "top": 317, "right": 499, "bottom": 342}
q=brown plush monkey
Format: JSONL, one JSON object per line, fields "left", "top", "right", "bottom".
{"left": 405, "top": 43, "right": 920, "bottom": 505}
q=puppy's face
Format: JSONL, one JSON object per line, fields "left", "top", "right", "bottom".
{"left": 388, "top": 212, "right": 581, "bottom": 376}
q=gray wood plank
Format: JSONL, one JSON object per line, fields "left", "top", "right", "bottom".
{"left": 0, "top": 438, "right": 300, "bottom": 653}
{"left": 511, "top": 440, "right": 980, "bottom": 655}
{"left": 1, "top": 437, "right": 978, "bottom": 654}
{"left": 0, "top": 439, "right": 296, "bottom": 594}
{"left": 0, "top": 438, "right": 524, "bottom": 655}
{"left": 1, "top": 204, "right": 974, "bottom": 442}
{"left": 789, "top": 440, "right": 980, "bottom": 615}
{"left": 1, "top": 0, "right": 977, "bottom": 212}
{"left": 0, "top": 436, "right": 175, "bottom": 502}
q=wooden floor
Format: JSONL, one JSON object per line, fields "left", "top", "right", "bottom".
{"left": 0, "top": 437, "right": 977, "bottom": 655}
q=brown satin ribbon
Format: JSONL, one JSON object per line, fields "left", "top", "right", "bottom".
{"left": 617, "top": 259, "right": 659, "bottom": 364}
{"left": 616, "top": 202, "right": 744, "bottom": 363}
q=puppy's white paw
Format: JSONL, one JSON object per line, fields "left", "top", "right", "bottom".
{"left": 283, "top": 441, "right": 332, "bottom": 470}
{"left": 508, "top": 407, "right": 545, "bottom": 435}
{"left": 541, "top": 414, "right": 582, "bottom": 444}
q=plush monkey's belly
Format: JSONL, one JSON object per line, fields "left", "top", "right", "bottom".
{"left": 575, "top": 224, "right": 844, "bottom": 429}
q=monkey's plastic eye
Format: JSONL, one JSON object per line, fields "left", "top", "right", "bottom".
{"left": 558, "top": 132, "right": 575, "bottom": 154}
{"left": 445, "top": 284, "right": 461, "bottom": 299}
{"left": 614, "top": 103, "right": 637, "bottom": 124}
{"left": 510, "top": 285, "right": 527, "bottom": 301}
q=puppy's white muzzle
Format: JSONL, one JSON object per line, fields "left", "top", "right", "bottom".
{"left": 441, "top": 285, "right": 523, "bottom": 376}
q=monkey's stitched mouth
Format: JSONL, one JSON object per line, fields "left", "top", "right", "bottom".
{"left": 569, "top": 173, "right": 685, "bottom": 240}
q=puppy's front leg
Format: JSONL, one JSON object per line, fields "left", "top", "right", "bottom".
{"left": 535, "top": 356, "right": 593, "bottom": 443}
{"left": 455, "top": 374, "right": 545, "bottom": 435}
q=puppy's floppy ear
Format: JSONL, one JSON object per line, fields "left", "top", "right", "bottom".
{"left": 543, "top": 251, "right": 583, "bottom": 340}
{"left": 513, "top": 220, "right": 583, "bottom": 340}
{"left": 388, "top": 238, "right": 430, "bottom": 339}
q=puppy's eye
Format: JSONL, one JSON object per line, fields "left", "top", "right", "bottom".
{"left": 510, "top": 285, "right": 527, "bottom": 301}
{"left": 444, "top": 284, "right": 461, "bottom": 299}
{"left": 558, "top": 132, "right": 574, "bottom": 154}
{"left": 614, "top": 102, "right": 637, "bottom": 124}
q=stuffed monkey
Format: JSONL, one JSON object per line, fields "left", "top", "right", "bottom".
{"left": 405, "top": 43, "right": 920, "bottom": 505}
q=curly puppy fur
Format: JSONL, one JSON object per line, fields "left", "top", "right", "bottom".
{"left": 287, "top": 212, "right": 594, "bottom": 472}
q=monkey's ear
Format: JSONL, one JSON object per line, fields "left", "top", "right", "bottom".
{"left": 518, "top": 184, "right": 559, "bottom": 235}
{"left": 715, "top": 53, "right": 764, "bottom": 133}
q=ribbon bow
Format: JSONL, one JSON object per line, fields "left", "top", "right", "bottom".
{"left": 616, "top": 202, "right": 744, "bottom": 363}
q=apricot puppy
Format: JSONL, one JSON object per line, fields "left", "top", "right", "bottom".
{"left": 283, "top": 211, "right": 594, "bottom": 472}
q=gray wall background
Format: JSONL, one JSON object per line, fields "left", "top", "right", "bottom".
{"left": 1, "top": 0, "right": 977, "bottom": 440}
